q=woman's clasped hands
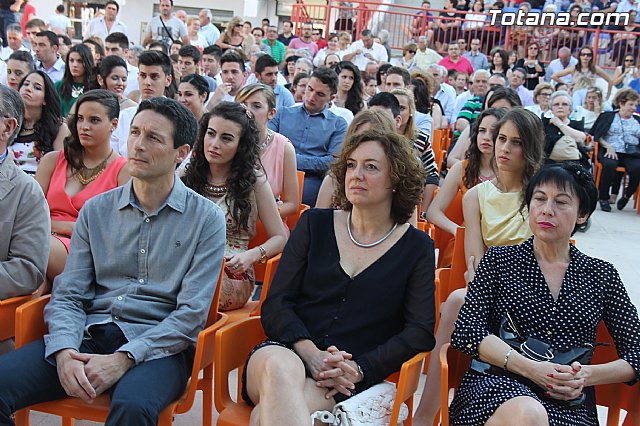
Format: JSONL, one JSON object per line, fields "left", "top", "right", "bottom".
{"left": 528, "top": 361, "right": 588, "bottom": 401}
{"left": 301, "top": 344, "right": 362, "bottom": 400}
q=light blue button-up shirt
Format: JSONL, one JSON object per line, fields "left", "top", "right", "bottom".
{"left": 43, "top": 178, "right": 226, "bottom": 363}
{"left": 274, "top": 84, "right": 295, "bottom": 112}
{"left": 268, "top": 104, "right": 347, "bottom": 174}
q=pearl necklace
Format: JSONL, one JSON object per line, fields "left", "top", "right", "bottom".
{"left": 347, "top": 211, "right": 398, "bottom": 248}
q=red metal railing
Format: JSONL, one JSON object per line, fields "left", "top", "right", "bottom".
{"left": 290, "top": 2, "right": 640, "bottom": 70}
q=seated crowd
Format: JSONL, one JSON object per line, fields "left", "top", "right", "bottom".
{"left": 0, "top": 1, "right": 639, "bottom": 425}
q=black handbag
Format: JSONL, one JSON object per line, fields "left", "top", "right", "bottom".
{"left": 470, "top": 312, "right": 600, "bottom": 407}
{"left": 624, "top": 143, "right": 640, "bottom": 158}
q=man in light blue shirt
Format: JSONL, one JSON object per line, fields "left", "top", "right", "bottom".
{"left": 198, "top": 9, "right": 220, "bottom": 46}
{"left": 34, "top": 30, "right": 65, "bottom": 83}
{"left": 254, "top": 55, "right": 294, "bottom": 111}
{"left": 269, "top": 67, "right": 348, "bottom": 206}
{"left": 0, "top": 97, "right": 226, "bottom": 425}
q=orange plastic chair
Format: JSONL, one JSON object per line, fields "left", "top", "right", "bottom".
{"left": 0, "top": 294, "right": 32, "bottom": 341}
{"left": 286, "top": 171, "right": 307, "bottom": 230}
{"left": 431, "top": 190, "right": 464, "bottom": 268}
{"left": 214, "top": 317, "right": 430, "bottom": 425}
{"left": 14, "top": 260, "right": 228, "bottom": 426}
{"left": 593, "top": 142, "right": 627, "bottom": 189}
{"left": 438, "top": 343, "right": 472, "bottom": 426}
{"left": 223, "top": 254, "right": 281, "bottom": 324}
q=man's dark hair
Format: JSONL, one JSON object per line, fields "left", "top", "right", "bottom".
{"left": 262, "top": 18, "right": 270, "bottom": 24}
{"left": 58, "top": 34, "right": 72, "bottom": 46}
{"left": 220, "top": 50, "right": 246, "bottom": 72}
{"left": 148, "top": 40, "right": 169, "bottom": 54}
{"left": 105, "top": 32, "right": 129, "bottom": 50}
{"left": 0, "top": 86, "right": 24, "bottom": 145}
{"left": 282, "top": 20, "right": 293, "bottom": 27}
{"left": 255, "top": 54, "right": 278, "bottom": 74}
{"left": 36, "top": 31, "right": 59, "bottom": 47}
{"left": 311, "top": 67, "right": 339, "bottom": 95}
{"left": 138, "top": 50, "right": 173, "bottom": 76}
{"left": 203, "top": 44, "right": 222, "bottom": 60}
{"left": 386, "top": 66, "right": 411, "bottom": 86}
{"left": 106, "top": 0, "right": 120, "bottom": 11}
{"left": 512, "top": 67, "right": 527, "bottom": 78}
{"left": 178, "top": 44, "right": 201, "bottom": 63}
{"left": 135, "top": 97, "right": 198, "bottom": 149}
{"left": 361, "top": 29, "right": 372, "bottom": 37}
{"left": 368, "top": 92, "right": 401, "bottom": 118}
{"left": 25, "top": 18, "right": 46, "bottom": 30}
{"left": 56, "top": 4, "right": 65, "bottom": 13}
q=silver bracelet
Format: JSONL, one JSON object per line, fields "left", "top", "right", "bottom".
{"left": 503, "top": 348, "right": 514, "bottom": 371}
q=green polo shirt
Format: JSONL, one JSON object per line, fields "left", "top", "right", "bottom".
{"left": 263, "top": 39, "right": 286, "bottom": 64}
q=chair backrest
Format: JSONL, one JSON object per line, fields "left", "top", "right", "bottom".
{"left": 15, "top": 295, "right": 50, "bottom": 348}
{"left": 205, "top": 259, "right": 226, "bottom": 327}
{"left": 439, "top": 343, "right": 472, "bottom": 426}
{"left": 251, "top": 254, "right": 281, "bottom": 317}
{"left": 390, "top": 351, "right": 429, "bottom": 424}
{"left": 214, "top": 316, "right": 267, "bottom": 413}
{"left": 432, "top": 190, "right": 464, "bottom": 256}
{"left": 0, "top": 295, "right": 32, "bottom": 341}
{"left": 441, "top": 226, "right": 466, "bottom": 302}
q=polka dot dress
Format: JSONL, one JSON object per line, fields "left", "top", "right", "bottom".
{"left": 450, "top": 237, "right": 640, "bottom": 425}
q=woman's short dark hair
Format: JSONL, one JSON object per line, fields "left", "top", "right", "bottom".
{"left": 8, "top": 51, "right": 36, "bottom": 72}
{"left": 17, "top": 70, "right": 62, "bottom": 156}
{"left": 180, "top": 73, "right": 210, "bottom": 101}
{"left": 525, "top": 162, "right": 597, "bottom": 235}
{"left": 486, "top": 86, "right": 522, "bottom": 109}
{"left": 98, "top": 54, "right": 127, "bottom": 85}
{"left": 464, "top": 107, "right": 506, "bottom": 188}
{"left": 182, "top": 102, "right": 261, "bottom": 232}
{"left": 65, "top": 89, "right": 120, "bottom": 171}
{"left": 490, "top": 48, "right": 509, "bottom": 72}
{"left": 376, "top": 63, "right": 393, "bottom": 86}
{"left": 330, "top": 130, "right": 426, "bottom": 224}
{"left": 493, "top": 108, "right": 544, "bottom": 210}
{"left": 411, "top": 78, "right": 432, "bottom": 114}
{"left": 60, "top": 44, "right": 96, "bottom": 101}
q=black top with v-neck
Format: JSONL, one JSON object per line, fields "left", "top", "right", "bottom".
{"left": 261, "top": 208, "right": 436, "bottom": 389}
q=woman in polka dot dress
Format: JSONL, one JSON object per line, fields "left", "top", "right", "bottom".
{"left": 450, "top": 162, "right": 640, "bottom": 425}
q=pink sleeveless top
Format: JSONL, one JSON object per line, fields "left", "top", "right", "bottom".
{"left": 260, "top": 132, "right": 288, "bottom": 198}
{"left": 47, "top": 152, "right": 127, "bottom": 251}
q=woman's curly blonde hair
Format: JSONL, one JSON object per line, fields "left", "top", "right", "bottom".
{"left": 330, "top": 130, "right": 425, "bottom": 224}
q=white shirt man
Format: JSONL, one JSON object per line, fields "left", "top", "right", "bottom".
{"left": 84, "top": 1, "right": 128, "bottom": 42}
{"left": 342, "top": 30, "right": 388, "bottom": 71}
{"left": 545, "top": 48, "right": 578, "bottom": 85}
{"left": 198, "top": 9, "right": 220, "bottom": 46}
{"left": 0, "top": 25, "right": 30, "bottom": 61}
{"left": 47, "top": 6, "right": 73, "bottom": 38}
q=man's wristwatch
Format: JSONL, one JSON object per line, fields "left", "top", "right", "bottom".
{"left": 125, "top": 352, "right": 135, "bottom": 363}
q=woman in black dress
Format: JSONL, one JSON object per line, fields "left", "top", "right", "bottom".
{"left": 450, "top": 163, "right": 640, "bottom": 425}
{"left": 243, "top": 130, "right": 436, "bottom": 424}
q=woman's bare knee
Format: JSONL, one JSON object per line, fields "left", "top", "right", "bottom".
{"left": 486, "top": 396, "right": 549, "bottom": 426}
{"left": 245, "top": 346, "right": 306, "bottom": 405}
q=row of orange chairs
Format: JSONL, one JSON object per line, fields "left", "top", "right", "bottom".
{"left": 592, "top": 141, "right": 640, "bottom": 215}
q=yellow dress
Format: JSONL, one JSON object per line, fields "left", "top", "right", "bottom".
{"left": 476, "top": 181, "right": 532, "bottom": 248}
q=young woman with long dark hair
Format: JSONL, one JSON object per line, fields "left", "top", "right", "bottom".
{"left": 334, "top": 61, "right": 365, "bottom": 116}
{"left": 55, "top": 44, "right": 96, "bottom": 117}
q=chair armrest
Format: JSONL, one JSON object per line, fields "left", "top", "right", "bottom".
{"left": 0, "top": 294, "right": 33, "bottom": 341}
{"left": 15, "top": 295, "right": 50, "bottom": 348}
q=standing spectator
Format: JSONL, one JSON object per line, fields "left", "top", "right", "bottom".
{"left": 0, "top": 85, "right": 50, "bottom": 355}
{"left": 198, "top": 9, "right": 220, "bottom": 47}
{"left": 105, "top": 32, "right": 139, "bottom": 96}
{"left": 545, "top": 46, "right": 577, "bottom": 85}
{"left": 186, "top": 17, "right": 207, "bottom": 49}
{"left": 269, "top": 68, "right": 348, "bottom": 206}
{"left": 277, "top": 20, "right": 297, "bottom": 46}
{"left": 463, "top": 38, "right": 489, "bottom": 71}
{"left": 19, "top": 0, "right": 36, "bottom": 38}
{"left": 342, "top": 29, "right": 388, "bottom": 71}
{"left": 46, "top": 4, "right": 73, "bottom": 38}
{"left": 515, "top": 42, "right": 545, "bottom": 91}
{"left": 34, "top": 30, "right": 65, "bottom": 83}
{"left": 174, "top": 9, "right": 188, "bottom": 24}
{"left": 438, "top": 42, "right": 474, "bottom": 76}
{"left": 509, "top": 67, "right": 535, "bottom": 106}
{"left": 0, "top": 0, "right": 17, "bottom": 48}
{"left": 83, "top": 1, "right": 127, "bottom": 43}
{"left": 288, "top": 22, "right": 319, "bottom": 59}
{"left": 415, "top": 35, "right": 443, "bottom": 69}
{"left": 0, "top": 23, "right": 29, "bottom": 61}
{"left": 263, "top": 25, "right": 285, "bottom": 64}
{"left": 142, "top": 0, "right": 189, "bottom": 50}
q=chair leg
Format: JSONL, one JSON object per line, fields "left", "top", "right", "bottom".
{"left": 62, "top": 418, "right": 74, "bottom": 426}
{"left": 157, "top": 406, "right": 175, "bottom": 426}
{"left": 203, "top": 386, "right": 213, "bottom": 426}
{"left": 14, "top": 409, "right": 29, "bottom": 426}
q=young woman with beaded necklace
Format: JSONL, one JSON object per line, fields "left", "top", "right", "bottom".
{"left": 182, "top": 102, "right": 287, "bottom": 311}
{"left": 35, "top": 90, "right": 130, "bottom": 293}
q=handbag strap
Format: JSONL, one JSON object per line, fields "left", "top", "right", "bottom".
{"left": 159, "top": 17, "right": 177, "bottom": 44}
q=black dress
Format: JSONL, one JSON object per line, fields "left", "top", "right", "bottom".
{"left": 450, "top": 237, "right": 640, "bottom": 426}
{"left": 260, "top": 209, "right": 437, "bottom": 394}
